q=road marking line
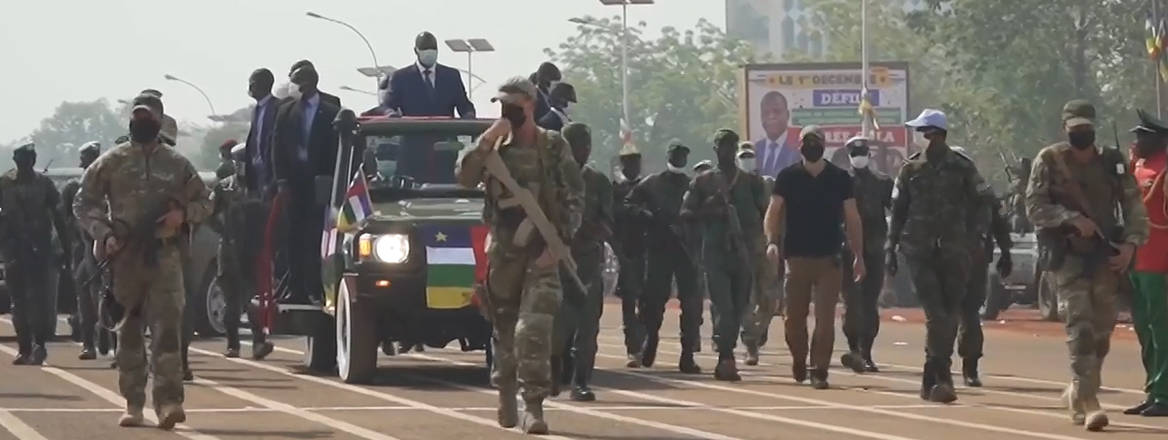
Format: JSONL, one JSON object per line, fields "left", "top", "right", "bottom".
{"left": 0, "top": 410, "right": 48, "bottom": 440}
{"left": 396, "top": 355, "right": 744, "bottom": 440}
{"left": 190, "top": 378, "right": 401, "bottom": 440}
{"left": 187, "top": 346, "right": 578, "bottom": 440}
{"left": 0, "top": 343, "right": 220, "bottom": 440}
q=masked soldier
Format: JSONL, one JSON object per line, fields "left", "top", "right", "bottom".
{"left": 0, "top": 143, "right": 72, "bottom": 366}
{"left": 455, "top": 77, "right": 584, "bottom": 434}
{"left": 1027, "top": 100, "right": 1147, "bottom": 430}
{"left": 839, "top": 136, "right": 893, "bottom": 373}
{"left": 210, "top": 143, "right": 274, "bottom": 360}
{"left": 682, "top": 129, "right": 768, "bottom": 381}
{"left": 552, "top": 123, "right": 613, "bottom": 401}
{"left": 74, "top": 93, "right": 212, "bottom": 429}
{"left": 888, "top": 109, "right": 990, "bottom": 404}
{"left": 951, "top": 145, "right": 1013, "bottom": 388}
{"left": 736, "top": 144, "right": 782, "bottom": 366}
{"left": 63, "top": 142, "right": 102, "bottom": 360}
{"left": 612, "top": 144, "right": 647, "bottom": 367}
{"left": 627, "top": 141, "right": 703, "bottom": 374}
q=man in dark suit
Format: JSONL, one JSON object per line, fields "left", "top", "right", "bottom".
{"left": 380, "top": 32, "right": 475, "bottom": 118}
{"left": 272, "top": 66, "right": 341, "bottom": 304}
{"left": 245, "top": 68, "right": 281, "bottom": 195}
{"left": 288, "top": 60, "right": 341, "bottom": 108}
{"left": 530, "top": 62, "right": 562, "bottom": 122}
{"left": 538, "top": 82, "right": 576, "bottom": 131}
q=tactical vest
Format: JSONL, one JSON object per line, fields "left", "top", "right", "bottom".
{"left": 483, "top": 130, "right": 569, "bottom": 243}
{"left": 1036, "top": 144, "right": 1126, "bottom": 267}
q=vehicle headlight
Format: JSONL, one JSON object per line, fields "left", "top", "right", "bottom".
{"left": 359, "top": 233, "right": 410, "bottom": 263}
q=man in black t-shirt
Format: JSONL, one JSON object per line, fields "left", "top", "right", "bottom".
{"left": 764, "top": 125, "right": 866, "bottom": 390}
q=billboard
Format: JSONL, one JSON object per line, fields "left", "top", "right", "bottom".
{"left": 740, "top": 62, "right": 910, "bottom": 176}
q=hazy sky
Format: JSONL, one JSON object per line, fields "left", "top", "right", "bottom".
{"left": 0, "top": 0, "right": 725, "bottom": 143}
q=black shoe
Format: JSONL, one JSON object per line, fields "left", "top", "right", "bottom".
{"left": 1141, "top": 402, "right": 1168, "bottom": 417}
{"left": 28, "top": 345, "right": 46, "bottom": 366}
{"left": 252, "top": 342, "right": 274, "bottom": 360}
{"left": 223, "top": 347, "right": 240, "bottom": 358}
{"left": 381, "top": 341, "right": 396, "bottom": 356}
{"left": 840, "top": 352, "right": 865, "bottom": 373}
{"left": 641, "top": 335, "right": 659, "bottom": 368}
{"left": 183, "top": 369, "right": 194, "bottom": 381}
{"left": 744, "top": 344, "right": 760, "bottom": 366}
{"left": 570, "top": 385, "right": 596, "bottom": 402}
{"left": 929, "top": 383, "right": 957, "bottom": 403}
{"left": 109, "top": 359, "right": 118, "bottom": 369}
{"left": 12, "top": 354, "right": 29, "bottom": 365}
{"left": 1125, "top": 401, "right": 1153, "bottom": 415}
{"left": 920, "top": 363, "right": 937, "bottom": 401}
{"left": 863, "top": 360, "right": 880, "bottom": 373}
{"left": 78, "top": 348, "right": 97, "bottom": 360}
{"left": 679, "top": 352, "right": 702, "bottom": 374}
{"left": 792, "top": 360, "right": 808, "bottom": 383}
{"left": 810, "top": 370, "right": 829, "bottom": 390}
{"left": 962, "top": 359, "right": 982, "bottom": 387}
{"left": 714, "top": 357, "right": 741, "bottom": 382}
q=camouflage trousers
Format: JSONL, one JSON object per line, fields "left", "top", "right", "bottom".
{"left": 553, "top": 247, "right": 605, "bottom": 387}
{"left": 905, "top": 246, "right": 970, "bottom": 374}
{"left": 1053, "top": 255, "right": 1120, "bottom": 405}
{"left": 741, "top": 245, "right": 783, "bottom": 350}
{"left": 113, "top": 245, "right": 185, "bottom": 413}
{"left": 487, "top": 244, "right": 562, "bottom": 402}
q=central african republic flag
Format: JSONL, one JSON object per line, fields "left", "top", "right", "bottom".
{"left": 419, "top": 224, "right": 488, "bottom": 309}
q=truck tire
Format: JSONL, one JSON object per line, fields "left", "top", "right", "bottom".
{"left": 1038, "top": 271, "right": 1059, "bottom": 322}
{"left": 336, "top": 280, "right": 377, "bottom": 384}
{"left": 193, "top": 263, "right": 226, "bottom": 337}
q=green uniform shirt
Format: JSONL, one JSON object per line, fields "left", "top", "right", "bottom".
{"left": 889, "top": 145, "right": 989, "bottom": 257}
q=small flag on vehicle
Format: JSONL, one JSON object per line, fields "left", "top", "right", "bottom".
{"left": 337, "top": 170, "right": 373, "bottom": 233}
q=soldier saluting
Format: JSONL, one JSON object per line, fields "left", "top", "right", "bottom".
{"left": 0, "top": 143, "right": 72, "bottom": 366}
{"left": 74, "top": 93, "right": 212, "bottom": 430}
{"left": 1026, "top": 100, "right": 1147, "bottom": 430}
{"left": 456, "top": 76, "right": 584, "bottom": 434}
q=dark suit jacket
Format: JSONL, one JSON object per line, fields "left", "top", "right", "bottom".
{"left": 271, "top": 94, "right": 342, "bottom": 204}
{"left": 245, "top": 96, "right": 284, "bottom": 193}
{"left": 319, "top": 91, "right": 341, "bottom": 108}
{"left": 381, "top": 63, "right": 475, "bottom": 118}
{"left": 538, "top": 107, "right": 568, "bottom": 132}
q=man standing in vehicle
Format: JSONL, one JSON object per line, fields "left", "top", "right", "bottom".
{"left": 74, "top": 93, "right": 212, "bottom": 429}
{"left": 456, "top": 77, "right": 584, "bottom": 434}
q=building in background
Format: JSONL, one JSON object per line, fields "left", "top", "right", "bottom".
{"left": 725, "top": 0, "right": 928, "bottom": 60}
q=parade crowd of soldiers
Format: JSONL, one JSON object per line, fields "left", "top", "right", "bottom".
{"left": 1, "top": 31, "right": 1168, "bottom": 436}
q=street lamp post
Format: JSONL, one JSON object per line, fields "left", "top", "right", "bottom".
{"left": 340, "top": 86, "right": 377, "bottom": 97}
{"left": 357, "top": 64, "right": 487, "bottom": 90}
{"left": 163, "top": 74, "right": 216, "bottom": 115}
{"left": 306, "top": 11, "right": 381, "bottom": 89}
{"left": 590, "top": 0, "right": 653, "bottom": 147}
{"left": 445, "top": 39, "right": 495, "bottom": 100}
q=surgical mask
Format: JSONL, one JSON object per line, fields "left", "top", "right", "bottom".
{"left": 501, "top": 104, "right": 527, "bottom": 128}
{"left": 273, "top": 81, "right": 292, "bottom": 99}
{"left": 129, "top": 118, "right": 162, "bottom": 143}
{"left": 911, "top": 131, "right": 930, "bottom": 149}
{"left": 288, "top": 84, "right": 304, "bottom": 100}
{"left": 737, "top": 157, "right": 756, "bottom": 171}
{"left": 417, "top": 49, "right": 438, "bottom": 67}
{"left": 1068, "top": 131, "right": 1096, "bottom": 150}
{"left": 666, "top": 163, "right": 686, "bottom": 173}
{"left": 850, "top": 155, "right": 870, "bottom": 169}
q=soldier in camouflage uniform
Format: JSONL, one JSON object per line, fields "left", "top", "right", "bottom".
{"left": 62, "top": 142, "right": 102, "bottom": 360}
{"left": 552, "top": 122, "right": 613, "bottom": 401}
{"left": 1025, "top": 100, "right": 1147, "bottom": 431}
{"left": 612, "top": 144, "right": 647, "bottom": 367}
{"left": 736, "top": 143, "right": 782, "bottom": 366}
{"left": 682, "top": 129, "right": 768, "bottom": 382}
{"left": 887, "top": 110, "right": 990, "bottom": 404}
{"left": 840, "top": 136, "right": 893, "bottom": 373}
{"left": 455, "top": 77, "right": 584, "bottom": 434}
{"left": 0, "top": 143, "right": 72, "bottom": 366}
{"left": 627, "top": 142, "right": 703, "bottom": 374}
{"left": 74, "top": 94, "right": 212, "bottom": 430}
{"left": 210, "top": 144, "right": 273, "bottom": 360}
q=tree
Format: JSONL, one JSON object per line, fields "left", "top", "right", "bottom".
{"left": 546, "top": 17, "right": 764, "bottom": 172}
{"left": 22, "top": 99, "right": 126, "bottom": 169}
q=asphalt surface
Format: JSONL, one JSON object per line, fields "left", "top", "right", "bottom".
{"left": 0, "top": 302, "right": 1166, "bottom": 440}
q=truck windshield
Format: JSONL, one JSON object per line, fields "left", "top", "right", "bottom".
{"left": 361, "top": 133, "right": 478, "bottom": 188}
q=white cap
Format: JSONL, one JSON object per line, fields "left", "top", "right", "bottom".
{"left": 905, "top": 109, "right": 948, "bottom": 131}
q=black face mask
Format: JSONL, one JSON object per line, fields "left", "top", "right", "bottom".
{"left": 801, "top": 141, "right": 825, "bottom": 162}
{"left": 1068, "top": 131, "right": 1095, "bottom": 150}
{"left": 501, "top": 104, "right": 527, "bottom": 128}
{"left": 130, "top": 118, "right": 162, "bottom": 143}
{"left": 13, "top": 155, "right": 35, "bottom": 171}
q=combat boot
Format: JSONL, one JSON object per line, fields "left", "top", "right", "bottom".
{"left": 1082, "top": 397, "right": 1108, "bottom": 431}
{"left": 678, "top": 351, "right": 702, "bottom": 374}
{"left": 118, "top": 406, "right": 144, "bottom": 427}
{"left": 252, "top": 341, "right": 275, "bottom": 360}
{"left": 928, "top": 367, "right": 957, "bottom": 404}
{"left": 810, "top": 369, "right": 830, "bottom": 390}
{"left": 713, "top": 354, "right": 741, "bottom": 382}
{"left": 962, "top": 358, "right": 982, "bottom": 387}
{"left": 625, "top": 352, "right": 642, "bottom": 368}
{"left": 28, "top": 344, "right": 46, "bottom": 366}
{"left": 792, "top": 358, "right": 808, "bottom": 383}
{"left": 570, "top": 385, "right": 596, "bottom": 402}
{"left": 919, "top": 362, "right": 937, "bottom": 401}
{"left": 641, "top": 334, "right": 659, "bottom": 368}
{"left": 840, "top": 351, "right": 865, "bottom": 373}
{"left": 1063, "top": 384, "right": 1085, "bottom": 425}
{"left": 11, "top": 353, "right": 29, "bottom": 366}
{"left": 156, "top": 404, "right": 186, "bottom": 430}
{"left": 497, "top": 389, "right": 518, "bottom": 428}
{"left": 521, "top": 399, "right": 549, "bottom": 434}
{"left": 744, "top": 344, "right": 760, "bottom": 366}
{"left": 79, "top": 346, "right": 97, "bottom": 360}
{"left": 223, "top": 347, "right": 240, "bottom": 359}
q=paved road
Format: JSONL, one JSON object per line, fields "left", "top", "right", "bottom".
{"left": 0, "top": 302, "right": 1166, "bottom": 440}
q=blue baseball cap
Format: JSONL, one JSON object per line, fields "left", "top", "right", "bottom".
{"left": 905, "top": 109, "right": 948, "bottom": 131}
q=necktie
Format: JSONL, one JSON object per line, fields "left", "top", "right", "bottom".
{"left": 424, "top": 69, "right": 434, "bottom": 92}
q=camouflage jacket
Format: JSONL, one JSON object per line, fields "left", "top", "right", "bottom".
{"left": 889, "top": 145, "right": 990, "bottom": 257}
{"left": 573, "top": 165, "right": 614, "bottom": 254}
{"left": 456, "top": 128, "right": 584, "bottom": 247}
{"left": 681, "top": 167, "right": 769, "bottom": 254}
{"left": 0, "top": 170, "right": 69, "bottom": 261}
{"left": 74, "top": 141, "right": 212, "bottom": 253}
{"left": 612, "top": 175, "right": 646, "bottom": 257}
{"left": 1025, "top": 142, "right": 1147, "bottom": 248}
{"left": 626, "top": 171, "right": 692, "bottom": 247}
{"left": 60, "top": 178, "right": 89, "bottom": 262}
{"left": 850, "top": 167, "right": 893, "bottom": 254}
{"left": 209, "top": 175, "right": 265, "bottom": 262}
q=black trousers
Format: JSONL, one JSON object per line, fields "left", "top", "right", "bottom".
{"left": 958, "top": 248, "right": 989, "bottom": 362}
{"left": 8, "top": 256, "right": 55, "bottom": 353}
{"left": 639, "top": 243, "right": 702, "bottom": 352}
{"left": 842, "top": 247, "right": 886, "bottom": 360}
{"left": 615, "top": 253, "right": 645, "bottom": 355}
